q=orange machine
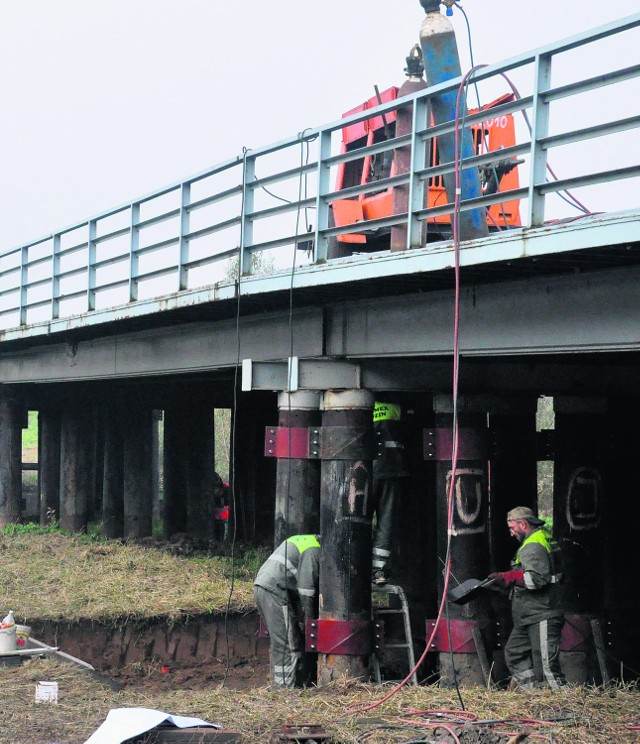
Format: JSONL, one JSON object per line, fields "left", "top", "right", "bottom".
{"left": 331, "top": 87, "right": 521, "bottom": 247}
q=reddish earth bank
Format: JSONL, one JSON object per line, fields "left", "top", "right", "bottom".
{"left": 30, "top": 612, "right": 270, "bottom": 690}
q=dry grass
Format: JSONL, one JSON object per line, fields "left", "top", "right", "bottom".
{"left": 2, "top": 657, "right": 638, "bottom": 744}
{"left": 1, "top": 533, "right": 638, "bottom": 743}
{"left": 0, "top": 532, "right": 258, "bottom": 623}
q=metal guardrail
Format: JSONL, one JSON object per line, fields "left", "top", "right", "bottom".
{"left": 0, "top": 13, "right": 638, "bottom": 332}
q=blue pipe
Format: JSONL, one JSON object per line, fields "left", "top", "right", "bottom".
{"left": 419, "top": 7, "right": 489, "bottom": 240}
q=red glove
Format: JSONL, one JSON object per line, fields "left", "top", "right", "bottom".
{"left": 489, "top": 569, "right": 524, "bottom": 588}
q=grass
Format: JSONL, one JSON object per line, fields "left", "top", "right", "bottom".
{"left": 22, "top": 410, "right": 38, "bottom": 462}
{"left": 0, "top": 531, "right": 260, "bottom": 623}
{"left": 2, "top": 658, "right": 638, "bottom": 744}
{"left": 0, "top": 531, "right": 637, "bottom": 743}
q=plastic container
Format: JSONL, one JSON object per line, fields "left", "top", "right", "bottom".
{"left": 15, "top": 624, "right": 31, "bottom": 648}
{"left": 35, "top": 681, "right": 59, "bottom": 704}
{"left": 0, "top": 627, "right": 17, "bottom": 653}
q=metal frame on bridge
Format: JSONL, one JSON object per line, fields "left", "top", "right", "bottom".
{"left": 0, "top": 14, "right": 638, "bottom": 343}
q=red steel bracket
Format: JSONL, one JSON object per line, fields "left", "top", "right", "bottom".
{"left": 264, "top": 427, "right": 311, "bottom": 458}
{"left": 265, "top": 426, "right": 376, "bottom": 460}
{"left": 423, "top": 427, "right": 492, "bottom": 461}
{"left": 305, "top": 618, "right": 382, "bottom": 655}
{"left": 561, "top": 614, "right": 594, "bottom": 652}
{"left": 425, "top": 618, "right": 493, "bottom": 653}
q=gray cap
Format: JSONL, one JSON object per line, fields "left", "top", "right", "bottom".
{"left": 506, "top": 506, "right": 545, "bottom": 526}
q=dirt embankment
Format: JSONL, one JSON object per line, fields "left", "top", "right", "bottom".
{"left": 30, "top": 612, "right": 269, "bottom": 691}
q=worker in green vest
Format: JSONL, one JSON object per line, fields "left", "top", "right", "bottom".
{"left": 372, "top": 401, "right": 409, "bottom": 585}
{"left": 254, "top": 535, "right": 321, "bottom": 688}
{"left": 490, "top": 506, "right": 566, "bottom": 689}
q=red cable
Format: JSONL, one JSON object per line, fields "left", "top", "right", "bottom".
{"left": 498, "top": 72, "right": 592, "bottom": 215}
{"left": 345, "top": 66, "right": 482, "bottom": 717}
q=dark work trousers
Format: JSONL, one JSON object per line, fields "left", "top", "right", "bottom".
{"left": 254, "top": 585, "right": 304, "bottom": 688}
{"left": 372, "top": 477, "right": 402, "bottom": 575}
{"left": 504, "top": 617, "right": 566, "bottom": 689}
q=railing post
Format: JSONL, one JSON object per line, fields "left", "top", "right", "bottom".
{"left": 239, "top": 153, "right": 255, "bottom": 276}
{"left": 407, "top": 96, "right": 429, "bottom": 250}
{"left": 178, "top": 182, "right": 190, "bottom": 291}
{"left": 87, "top": 220, "right": 97, "bottom": 312}
{"left": 129, "top": 203, "right": 140, "bottom": 302}
{"left": 527, "top": 53, "right": 552, "bottom": 227}
{"left": 313, "top": 130, "right": 332, "bottom": 263}
{"left": 19, "top": 246, "right": 28, "bottom": 326}
{"left": 51, "top": 234, "right": 61, "bottom": 320}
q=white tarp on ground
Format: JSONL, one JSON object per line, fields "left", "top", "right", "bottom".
{"left": 84, "top": 707, "right": 221, "bottom": 744}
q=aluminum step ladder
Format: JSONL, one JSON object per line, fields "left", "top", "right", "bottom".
{"left": 371, "top": 583, "right": 418, "bottom": 685}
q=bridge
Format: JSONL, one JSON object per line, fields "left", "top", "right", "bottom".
{"left": 0, "top": 13, "right": 639, "bottom": 684}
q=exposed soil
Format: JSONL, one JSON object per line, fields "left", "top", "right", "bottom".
{"left": 29, "top": 611, "right": 270, "bottom": 692}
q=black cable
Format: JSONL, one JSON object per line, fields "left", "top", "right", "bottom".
{"left": 278, "top": 129, "right": 314, "bottom": 688}
{"left": 221, "top": 145, "right": 250, "bottom": 688}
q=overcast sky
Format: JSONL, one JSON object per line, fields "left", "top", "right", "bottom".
{"left": 1, "top": 0, "right": 638, "bottom": 251}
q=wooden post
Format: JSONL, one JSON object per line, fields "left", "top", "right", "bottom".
{"left": 163, "top": 406, "right": 189, "bottom": 538}
{"left": 39, "top": 408, "right": 61, "bottom": 525}
{"left": 185, "top": 405, "right": 215, "bottom": 540}
{"left": 102, "top": 402, "right": 124, "bottom": 539}
{"left": 0, "top": 392, "right": 23, "bottom": 527}
{"left": 60, "top": 404, "right": 92, "bottom": 533}
{"left": 274, "top": 391, "right": 321, "bottom": 546}
{"left": 433, "top": 394, "right": 491, "bottom": 687}
{"left": 317, "top": 389, "right": 375, "bottom": 685}
{"left": 123, "top": 404, "right": 153, "bottom": 538}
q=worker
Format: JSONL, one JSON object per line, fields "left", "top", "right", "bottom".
{"left": 371, "top": 401, "right": 409, "bottom": 585}
{"left": 254, "top": 534, "right": 320, "bottom": 688}
{"left": 490, "top": 506, "right": 566, "bottom": 689}
{"left": 212, "top": 472, "right": 229, "bottom": 540}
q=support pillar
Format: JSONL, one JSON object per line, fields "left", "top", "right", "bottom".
{"left": 163, "top": 406, "right": 189, "bottom": 538}
{"left": 151, "top": 411, "right": 161, "bottom": 524}
{"left": 554, "top": 397, "right": 607, "bottom": 684}
{"left": 0, "top": 392, "right": 23, "bottom": 527}
{"left": 184, "top": 405, "right": 215, "bottom": 540}
{"left": 487, "top": 395, "right": 538, "bottom": 682}
{"left": 232, "top": 390, "right": 277, "bottom": 543}
{"left": 274, "top": 391, "right": 321, "bottom": 546}
{"left": 488, "top": 396, "right": 538, "bottom": 573}
{"left": 604, "top": 397, "right": 640, "bottom": 681}
{"left": 432, "top": 395, "right": 491, "bottom": 687}
{"left": 123, "top": 405, "right": 154, "bottom": 538}
{"left": 317, "top": 389, "right": 375, "bottom": 686}
{"left": 38, "top": 408, "right": 61, "bottom": 526}
{"left": 60, "top": 404, "right": 92, "bottom": 533}
{"left": 102, "top": 402, "right": 124, "bottom": 539}
{"left": 89, "top": 410, "right": 105, "bottom": 525}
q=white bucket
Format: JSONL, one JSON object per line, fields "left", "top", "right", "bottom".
{"left": 0, "top": 626, "right": 17, "bottom": 653}
{"left": 15, "top": 624, "right": 31, "bottom": 648}
{"left": 35, "top": 681, "right": 59, "bottom": 704}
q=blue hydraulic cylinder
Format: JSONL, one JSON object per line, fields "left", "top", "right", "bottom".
{"left": 419, "top": 7, "right": 489, "bottom": 240}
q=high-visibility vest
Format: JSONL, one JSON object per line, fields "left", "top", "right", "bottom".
{"left": 514, "top": 529, "right": 563, "bottom": 583}
{"left": 373, "top": 402, "right": 401, "bottom": 422}
{"left": 286, "top": 534, "right": 320, "bottom": 553}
